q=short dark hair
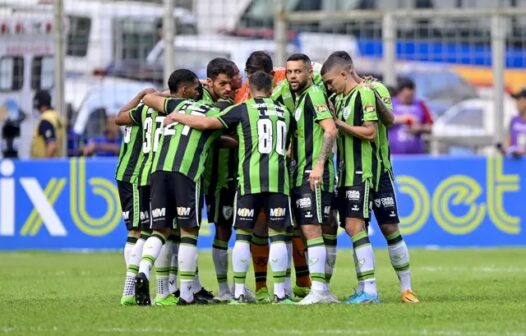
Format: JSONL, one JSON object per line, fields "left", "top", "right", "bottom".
{"left": 320, "top": 54, "right": 351, "bottom": 76}
{"left": 249, "top": 71, "right": 273, "bottom": 92}
{"left": 207, "top": 58, "right": 237, "bottom": 80}
{"left": 168, "top": 69, "right": 198, "bottom": 93}
{"left": 397, "top": 78, "right": 415, "bottom": 92}
{"left": 245, "top": 51, "right": 273, "bottom": 75}
{"left": 329, "top": 50, "right": 353, "bottom": 65}
{"left": 286, "top": 53, "right": 311, "bottom": 65}
{"left": 33, "top": 90, "right": 51, "bottom": 109}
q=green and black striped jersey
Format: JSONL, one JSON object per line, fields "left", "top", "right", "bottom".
{"left": 272, "top": 70, "right": 325, "bottom": 112}
{"left": 203, "top": 98, "right": 237, "bottom": 195}
{"left": 152, "top": 98, "right": 221, "bottom": 182}
{"left": 115, "top": 104, "right": 147, "bottom": 183}
{"left": 129, "top": 104, "right": 165, "bottom": 186}
{"left": 290, "top": 84, "right": 335, "bottom": 192}
{"left": 335, "top": 86, "right": 380, "bottom": 188}
{"left": 368, "top": 80, "right": 393, "bottom": 173}
{"left": 217, "top": 97, "right": 292, "bottom": 196}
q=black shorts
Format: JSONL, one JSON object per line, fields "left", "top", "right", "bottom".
{"left": 234, "top": 192, "right": 292, "bottom": 231}
{"left": 150, "top": 171, "right": 202, "bottom": 230}
{"left": 118, "top": 181, "right": 141, "bottom": 230}
{"left": 337, "top": 180, "right": 372, "bottom": 227}
{"left": 371, "top": 171, "right": 400, "bottom": 225}
{"left": 138, "top": 185, "right": 151, "bottom": 229}
{"left": 291, "top": 183, "right": 332, "bottom": 226}
{"left": 206, "top": 180, "right": 236, "bottom": 228}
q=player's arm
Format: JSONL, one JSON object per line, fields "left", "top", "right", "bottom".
{"left": 218, "top": 135, "right": 239, "bottom": 148}
{"left": 374, "top": 92, "right": 394, "bottom": 128}
{"left": 164, "top": 112, "right": 224, "bottom": 130}
{"left": 143, "top": 91, "right": 172, "bottom": 115}
{"left": 335, "top": 120, "right": 377, "bottom": 140}
{"left": 115, "top": 88, "right": 156, "bottom": 126}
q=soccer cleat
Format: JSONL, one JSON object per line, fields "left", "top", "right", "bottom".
{"left": 194, "top": 287, "right": 215, "bottom": 303}
{"left": 326, "top": 291, "right": 340, "bottom": 304}
{"left": 293, "top": 286, "right": 310, "bottom": 298}
{"left": 272, "top": 294, "right": 295, "bottom": 305}
{"left": 154, "top": 295, "right": 178, "bottom": 306}
{"left": 228, "top": 294, "right": 247, "bottom": 305}
{"left": 177, "top": 294, "right": 209, "bottom": 306}
{"left": 135, "top": 272, "right": 151, "bottom": 306}
{"left": 401, "top": 290, "right": 420, "bottom": 303}
{"left": 297, "top": 290, "right": 337, "bottom": 305}
{"left": 120, "top": 295, "right": 136, "bottom": 306}
{"left": 342, "top": 292, "right": 379, "bottom": 304}
{"left": 255, "top": 287, "right": 271, "bottom": 303}
{"left": 214, "top": 291, "right": 234, "bottom": 303}
{"left": 171, "top": 289, "right": 180, "bottom": 298}
{"left": 244, "top": 288, "right": 257, "bottom": 303}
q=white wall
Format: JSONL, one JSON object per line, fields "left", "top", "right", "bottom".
{"left": 193, "top": 0, "right": 251, "bottom": 34}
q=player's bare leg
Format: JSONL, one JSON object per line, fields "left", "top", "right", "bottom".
{"left": 251, "top": 212, "right": 270, "bottom": 303}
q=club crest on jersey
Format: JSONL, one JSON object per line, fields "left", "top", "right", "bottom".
{"left": 342, "top": 107, "right": 351, "bottom": 120}
{"left": 222, "top": 206, "right": 233, "bottom": 220}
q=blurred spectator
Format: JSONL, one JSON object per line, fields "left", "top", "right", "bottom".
{"left": 505, "top": 88, "right": 526, "bottom": 157}
{"left": 30, "top": 91, "right": 64, "bottom": 158}
{"left": 82, "top": 111, "right": 121, "bottom": 157}
{"left": 389, "top": 79, "right": 433, "bottom": 154}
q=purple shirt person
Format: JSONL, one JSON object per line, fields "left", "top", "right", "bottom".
{"left": 506, "top": 89, "right": 526, "bottom": 157}
{"left": 389, "top": 79, "right": 433, "bottom": 154}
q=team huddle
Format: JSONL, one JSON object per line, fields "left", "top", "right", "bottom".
{"left": 114, "top": 50, "right": 419, "bottom": 305}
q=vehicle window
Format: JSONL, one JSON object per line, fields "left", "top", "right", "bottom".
{"left": 113, "top": 19, "right": 158, "bottom": 62}
{"left": 67, "top": 16, "right": 91, "bottom": 57}
{"left": 31, "top": 56, "right": 54, "bottom": 90}
{"left": 447, "top": 107, "right": 484, "bottom": 128}
{"left": 0, "top": 56, "right": 24, "bottom": 91}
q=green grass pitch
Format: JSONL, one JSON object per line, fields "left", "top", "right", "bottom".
{"left": 1, "top": 248, "right": 525, "bottom": 335}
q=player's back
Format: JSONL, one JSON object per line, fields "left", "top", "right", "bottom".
{"left": 153, "top": 99, "right": 220, "bottom": 182}
{"left": 222, "top": 97, "right": 291, "bottom": 195}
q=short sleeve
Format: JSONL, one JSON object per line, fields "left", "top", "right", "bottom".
{"left": 38, "top": 120, "right": 56, "bottom": 143}
{"left": 359, "top": 88, "right": 378, "bottom": 123}
{"left": 164, "top": 98, "right": 186, "bottom": 115}
{"left": 129, "top": 103, "right": 144, "bottom": 125}
{"left": 217, "top": 104, "right": 243, "bottom": 129}
{"left": 307, "top": 87, "right": 332, "bottom": 122}
{"left": 372, "top": 82, "right": 393, "bottom": 112}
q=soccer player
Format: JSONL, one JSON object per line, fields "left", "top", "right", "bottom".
{"left": 321, "top": 55, "right": 381, "bottom": 304}
{"left": 116, "top": 70, "right": 202, "bottom": 305}
{"left": 237, "top": 51, "right": 312, "bottom": 301}
{"left": 284, "top": 53, "right": 339, "bottom": 304}
{"left": 132, "top": 86, "right": 220, "bottom": 306}
{"left": 330, "top": 51, "right": 419, "bottom": 303}
{"left": 199, "top": 58, "right": 240, "bottom": 302}
{"left": 163, "top": 71, "right": 294, "bottom": 304}
{"left": 114, "top": 87, "right": 155, "bottom": 305}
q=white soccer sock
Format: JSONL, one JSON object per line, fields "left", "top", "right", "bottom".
{"left": 388, "top": 240, "right": 412, "bottom": 292}
{"left": 124, "top": 235, "right": 137, "bottom": 266}
{"left": 122, "top": 236, "right": 146, "bottom": 297}
{"left": 306, "top": 237, "right": 327, "bottom": 291}
{"left": 269, "top": 234, "right": 288, "bottom": 299}
{"left": 168, "top": 241, "right": 179, "bottom": 294}
{"left": 352, "top": 231, "right": 377, "bottom": 296}
{"left": 154, "top": 241, "right": 173, "bottom": 299}
{"left": 353, "top": 249, "right": 365, "bottom": 294}
{"left": 138, "top": 234, "right": 165, "bottom": 280}
{"left": 232, "top": 233, "right": 251, "bottom": 298}
{"left": 178, "top": 234, "right": 198, "bottom": 302}
{"left": 213, "top": 238, "right": 230, "bottom": 294}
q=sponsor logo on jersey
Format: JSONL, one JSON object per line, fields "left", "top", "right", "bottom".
{"left": 365, "top": 104, "right": 376, "bottom": 114}
{"left": 315, "top": 104, "right": 329, "bottom": 114}
{"left": 324, "top": 206, "right": 331, "bottom": 215}
{"left": 139, "top": 211, "right": 149, "bottom": 221}
{"left": 382, "top": 97, "right": 392, "bottom": 105}
{"left": 122, "top": 211, "right": 129, "bottom": 220}
{"left": 381, "top": 197, "right": 395, "bottom": 208}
